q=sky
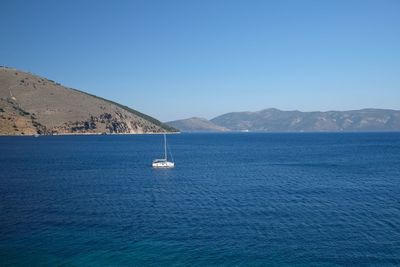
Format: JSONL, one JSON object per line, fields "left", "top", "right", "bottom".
{"left": 1, "top": 0, "right": 399, "bottom": 121}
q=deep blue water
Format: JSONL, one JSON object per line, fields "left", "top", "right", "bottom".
{"left": 1, "top": 133, "right": 400, "bottom": 266}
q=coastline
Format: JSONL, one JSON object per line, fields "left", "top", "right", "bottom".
{"left": 0, "top": 131, "right": 181, "bottom": 137}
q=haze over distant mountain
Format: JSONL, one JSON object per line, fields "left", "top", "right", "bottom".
{"left": 167, "top": 108, "right": 400, "bottom": 132}
{"left": 0, "top": 67, "right": 176, "bottom": 135}
{"left": 211, "top": 108, "right": 400, "bottom": 132}
{"left": 166, "top": 117, "right": 229, "bottom": 132}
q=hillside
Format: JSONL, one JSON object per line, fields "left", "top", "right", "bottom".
{"left": 211, "top": 108, "right": 400, "bottom": 132}
{"left": 0, "top": 67, "right": 177, "bottom": 135}
{"left": 166, "top": 117, "right": 230, "bottom": 132}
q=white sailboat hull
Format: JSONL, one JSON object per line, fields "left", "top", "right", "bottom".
{"left": 152, "top": 160, "right": 175, "bottom": 168}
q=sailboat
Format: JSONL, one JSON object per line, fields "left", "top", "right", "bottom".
{"left": 152, "top": 134, "right": 175, "bottom": 168}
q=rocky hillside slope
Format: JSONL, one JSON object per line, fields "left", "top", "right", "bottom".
{"left": 166, "top": 117, "right": 230, "bottom": 132}
{"left": 0, "top": 67, "right": 176, "bottom": 135}
{"left": 211, "top": 108, "right": 400, "bottom": 132}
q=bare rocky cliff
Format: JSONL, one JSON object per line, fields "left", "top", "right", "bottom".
{"left": 0, "top": 67, "right": 177, "bottom": 135}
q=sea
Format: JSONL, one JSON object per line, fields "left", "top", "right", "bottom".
{"left": 0, "top": 133, "right": 399, "bottom": 266}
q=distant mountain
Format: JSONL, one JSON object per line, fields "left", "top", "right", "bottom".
{"left": 0, "top": 67, "right": 177, "bottom": 135}
{"left": 211, "top": 108, "right": 400, "bottom": 132}
{"left": 166, "top": 117, "right": 230, "bottom": 132}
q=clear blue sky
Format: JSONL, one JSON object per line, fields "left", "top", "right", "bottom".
{"left": 1, "top": 0, "right": 399, "bottom": 121}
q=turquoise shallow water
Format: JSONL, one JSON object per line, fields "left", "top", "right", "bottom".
{"left": 0, "top": 133, "right": 400, "bottom": 266}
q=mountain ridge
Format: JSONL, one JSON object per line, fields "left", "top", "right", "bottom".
{"left": 166, "top": 117, "right": 229, "bottom": 132}
{"left": 210, "top": 108, "right": 400, "bottom": 132}
{"left": 0, "top": 66, "right": 177, "bottom": 135}
{"left": 166, "top": 108, "right": 400, "bottom": 132}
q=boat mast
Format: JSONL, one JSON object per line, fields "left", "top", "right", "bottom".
{"left": 164, "top": 134, "right": 167, "bottom": 160}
